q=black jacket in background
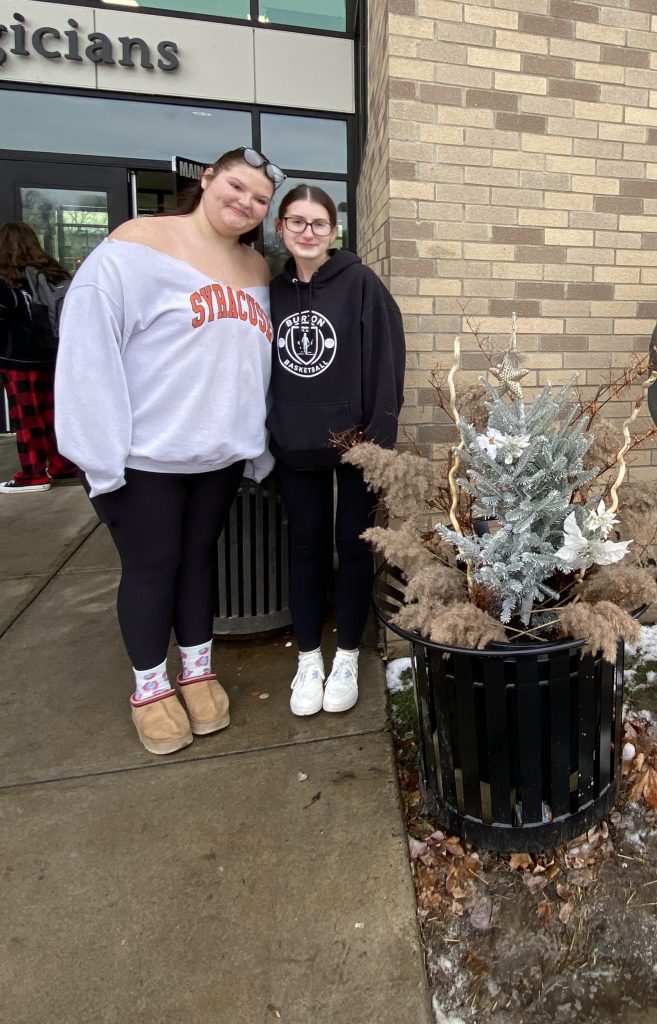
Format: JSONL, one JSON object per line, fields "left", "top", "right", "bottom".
{"left": 0, "top": 278, "right": 56, "bottom": 371}
{"left": 268, "top": 249, "right": 406, "bottom": 470}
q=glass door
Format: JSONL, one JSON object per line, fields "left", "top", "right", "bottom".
{"left": 0, "top": 161, "right": 130, "bottom": 275}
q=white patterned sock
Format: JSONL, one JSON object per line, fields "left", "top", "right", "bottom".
{"left": 179, "top": 640, "right": 213, "bottom": 680}
{"left": 133, "top": 658, "right": 172, "bottom": 702}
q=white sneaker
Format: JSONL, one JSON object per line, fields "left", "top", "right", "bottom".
{"left": 290, "top": 651, "right": 325, "bottom": 716}
{"left": 323, "top": 653, "right": 359, "bottom": 713}
{"left": 0, "top": 479, "right": 50, "bottom": 493}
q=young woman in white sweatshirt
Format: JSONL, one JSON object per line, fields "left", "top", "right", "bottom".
{"left": 55, "top": 147, "right": 285, "bottom": 755}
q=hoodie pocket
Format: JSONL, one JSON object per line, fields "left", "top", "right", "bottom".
{"left": 267, "top": 401, "right": 358, "bottom": 466}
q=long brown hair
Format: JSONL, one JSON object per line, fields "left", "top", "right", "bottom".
{"left": 0, "top": 222, "right": 70, "bottom": 288}
{"left": 175, "top": 147, "right": 274, "bottom": 246}
{"left": 277, "top": 185, "right": 337, "bottom": 225}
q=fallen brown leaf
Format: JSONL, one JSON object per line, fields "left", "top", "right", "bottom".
{"left": 643, "top": 766, "right": 657, "bottom": 810}
{"left": 469, "top": 895, "right": 497, "bottom": 932}
{"left": 509, "top": 853, "right": 532, "bottom": 871}
{"left": 558, "top": 902, "right": 573, "bottom": 926}
{"left": 537, "top": 898, "right": 552, "bottom": 925}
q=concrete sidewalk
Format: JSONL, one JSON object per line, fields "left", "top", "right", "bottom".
{"left": 0, "top": 436, "right": 433, "bottom": 1024}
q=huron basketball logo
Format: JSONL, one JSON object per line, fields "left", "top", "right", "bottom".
{"left": 277, "top": 311, "right": 337, "bottom": 377}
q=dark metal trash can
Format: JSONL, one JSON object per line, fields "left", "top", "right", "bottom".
{"left": 374, "top": 564, "right": 625, "bottom": 853}
{"left": 214, "top": 474, "right": 291, "bottom": 636}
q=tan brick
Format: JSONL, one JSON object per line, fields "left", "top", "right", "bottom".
{"left": 520, "top": 95, "right": 573, "bottom": 117}
{"left": 547, "top": 116, "right": 598, "bottom": 139}
{"left": 613, "top": 319, "right": 655, "bottom": 334}
{"left": 520, "top": 171, "right": 570, "bottom": 191}
{"left": 389, "top": 100, "right": 435, "bottom": 123}
{"left": 545, "top": 154, "right": 596, "bottom": 174}
{"left": 417, "top": 124, "right": 464, "bottom": 144}
{"left": 570, "top": 211, "right": 617, "bottom": 230}
{"left": 574, "top": 61, "right": 624, "bottom": 84}
{"left": 590, "top": 301, "right": 639, "bottom": 317}
{"left": 418, "top": 202, "right": 463, "bottom": 221}
{"left": 466, "top": 167, "right": 520, "bottom": 186}
{"left": 434, "top": 65, "right": 494, "bottom": 89}
{"left": 521, "top": 135, "right": 572, "bottom": 154}
{"left": 573, "top": 137, "right": 622, "bottom": 158}
{"left": 572, "top": 176, "right": 620, "bottom": 195}
{"left": 465, "top": 7, "right": 518, "bottom": 28}
{"left": 465, "top": 204, "right": 518, "bottom": 224}
{"left": 389, "top": 141, "right": 435, "bottom": 162}
{"left": 577, "top": 23, "right": 625, "bottom": 46}
{"left": 390, "top": 181, "right": 436, "bottom": 200}
{"left": 551, "top": 39, "right": 601, "bottom": 61}
{"left": 544, "top": 228, "right": 594, "bottom": 246}
{"left": 437, "top": 107, "right": 495, "bottom": 127}
{"left": 389, "top": 14, "right": 435, "bottom": 38}
{"left": 617, "top": 285, "right": 657, "bottom": 299}
{"left": 389, "top": 58, "right": 436, "bottom": 82}
{"left": 519, "top": 209, "right": 569, "bottom": 227}
{"left": 463, "top": 243, "right": 515, "bottom": 261}
{"left": 598, "top": 122, "right": 648, "bottom": 143}
{"left": 396, "top": 296, "right": 436, "bottom": 314}
{"left": 494, "top": 72, "right": 548, "bottom": 95}
{"left": 492, "top": 263, "right": 544, "bottom": 280}
{"left": 418, "top": 279, "right": 463, "bottom": 295}
{"left": 594, "top": 267, "right": 641, "bottom": 283}
{"left": 544, "top": 264, "right": 592, "bottom": 282}
{"left": 619, "top": 215, "right": 657, "bottom": 232}
{"left": 626, "top": 108, "right": 657, "bottom": 126}
{"left": 417, "top": 240, "right": 464, "bottom": 258}
{"left": 493, "top": 150, "right": 543, "bottom": 170}
{"left": 389, "top": 36, "right": 420, "bottom": 57}
{"left": 601, "top": 84, "right": 650, "bottom": 106}
{"left": 416, "top": 0, "right": 462, "bottom": 20}
{"left": 467, "top": 48, "right": 521, "bottom": 71}
{"left": 466, "top": 127, "right": 519, "bottom": 149}
{"left": 595, "top": 230, "right": 643, "bottom": 249}
{"left": 574, "top": 100, "right": 623, "bottom": 122}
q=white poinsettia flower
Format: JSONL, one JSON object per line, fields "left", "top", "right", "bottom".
{"left": 584, "top": 499, "right": 619, "bottom": 538}
{"left": 556, "top": 511, "right": 631, "bottom": 570}
{"left": 475, "top": 427, "right": 505, "bottom": 460}
{"left": 496, "top": 433, "right": 531, "bottom": 465}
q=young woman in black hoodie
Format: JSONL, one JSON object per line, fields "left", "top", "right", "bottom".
{"left": 269, "top": 185, "right": 405, "bottom": 716}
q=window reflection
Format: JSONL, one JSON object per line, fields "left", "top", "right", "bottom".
{"left": 261, "top": 114, "right": 347, "bottom": 174}
{"left": 259, "top": 0, "right": 345, "bottom": 31}
{"left": 0, "top": 91, "right": 250, "bottom": 162}
{"left": 264, "top": 178, "right": 348, "bottom": 277}
{"left": 20, "top": 188, "right": 109, "bottom": 276}
{"left": 132, "top": 0, "right": 249, "bottom": 15}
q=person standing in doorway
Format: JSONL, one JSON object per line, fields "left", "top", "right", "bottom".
{"left": 269, "top": 185, "right": 405, "bottom": 716}
{"left": 0, "top": 222, "right": 77, "bottom": 492}
{"left": 55, "top": 147, "right": 285, "bottom": 755}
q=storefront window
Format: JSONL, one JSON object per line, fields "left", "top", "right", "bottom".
{"left": 261, "top": 114, "right": 347, "bottom": 174}
{"left": 259, "top": 0, "right": 346, "bottom": 31}
{"left": 263, "top": 177, "right": 348, "bottom": 276}
{"left": 131, "top": 0, "right": 250, "bottom": 16}
{"left": 0, "top": 91, "right": 250, "bottom": 163}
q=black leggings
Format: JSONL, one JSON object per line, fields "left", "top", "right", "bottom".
{"left": 276, "top": 462, "right": 378, "bottom": 652}
{"left": 87, "top": 464, "right": 244, "bottom": 670}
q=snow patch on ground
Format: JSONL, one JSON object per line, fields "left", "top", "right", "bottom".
{"left": 626, "top": 623, "right": 657, "bottom": 663}
{"left": 432, "top": 996, "right": 467, "bottom": 1024}
{"left": 385, "top": 656, "right": 413, "bottom": 693}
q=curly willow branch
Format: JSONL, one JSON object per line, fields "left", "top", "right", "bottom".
{"left": 608, "top": 370, "right": 657, "bottom": 514}
{"left": 446, "top": 336, "right": 474, "bottom": 592}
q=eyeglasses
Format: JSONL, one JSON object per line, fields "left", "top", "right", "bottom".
{"left": 282, "top": 216, "right": 333, "bottom": 237}
{"left": 242, "top": 147, "right": 286, "bottom": 188}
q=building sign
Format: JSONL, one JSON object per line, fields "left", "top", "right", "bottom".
{"left": 0, "top": 11, "right": 179, "bottom": 71}
{"left": 173, "top": 155, "right": 207, "bottom": 203}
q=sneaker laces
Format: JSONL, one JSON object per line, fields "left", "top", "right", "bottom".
{"left": 291, "top": 654, "right": 324, "bottom": 692}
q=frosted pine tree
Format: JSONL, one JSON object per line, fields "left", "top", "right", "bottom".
{"left": 437, "top": 357, "right": 596, "bottom": 626}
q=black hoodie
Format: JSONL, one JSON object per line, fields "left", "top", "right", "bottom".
{"left": 268, "top": 249, "right": 406, "bottom": 470}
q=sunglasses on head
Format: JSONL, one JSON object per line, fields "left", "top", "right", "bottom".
{"left": 242, "top": 147, "right": 286, "bottom": 188}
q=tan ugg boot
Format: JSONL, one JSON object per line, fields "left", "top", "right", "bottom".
{"left": 177, "top": 673, "right": 230, "bottom": 735}
{"left": 130, "top": 690, "right": 193, "bottom": 755}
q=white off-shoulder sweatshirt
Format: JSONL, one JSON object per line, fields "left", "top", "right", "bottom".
{"left": 55, "top": 239, "right": 274, "bottom": 497}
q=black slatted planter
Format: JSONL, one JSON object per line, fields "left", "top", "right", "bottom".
{"left": 375, "top": 565, "right": 628, "bottom": 853}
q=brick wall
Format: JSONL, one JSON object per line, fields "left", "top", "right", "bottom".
{"left": 357, "top": 0, "right": 657, "bottom": 479}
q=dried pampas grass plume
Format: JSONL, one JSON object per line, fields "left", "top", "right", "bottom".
{"left": 429, "top": 604, "right": 507, "bottom": 650}
{"left": 362, "top": 525, "right": 435, "bottom": 578}
{"left": 343, "top": 442, "right": 436, "bottom": 517}
{"left": 559, "top": 601, "right": 641, "bottom": 663}
{"left": 578, "top": 564, "right": 657, "bottom": 610}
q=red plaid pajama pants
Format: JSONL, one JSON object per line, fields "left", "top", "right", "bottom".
{"left": 0, "top": 369, "right": 77, "bottom": 484}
